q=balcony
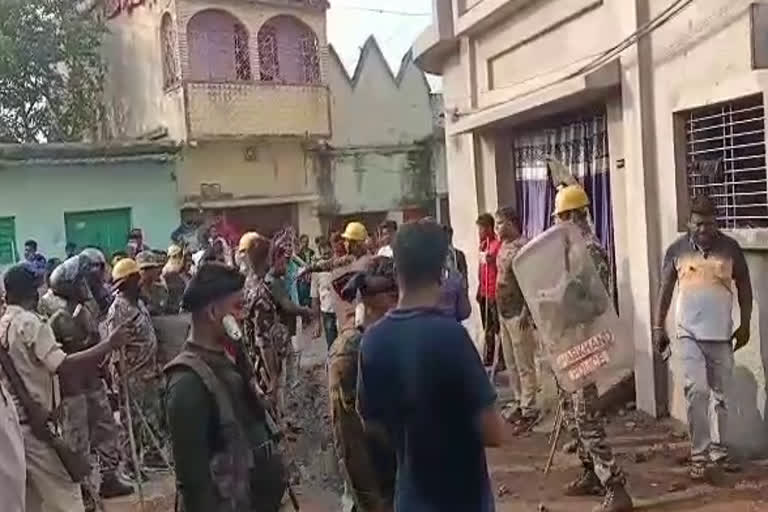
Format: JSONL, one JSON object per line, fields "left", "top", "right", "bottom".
{"left": 184, "top": 81, "right": 331, "bottom": 139}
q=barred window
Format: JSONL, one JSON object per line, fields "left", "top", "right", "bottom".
{"left": 258, "top": 15, "right": 320, "bottom": 85}
{"left": 684, "top": 94, "right": 768, "bottom": 229}
{"left": 258, "top": 24, "right": 279, "bottom": 81}
{"left": 160, "top": 13, "right": 179, "bottom": 89}
{"left": 187, "top": 9, "right": 251, "bottom": 82}
{"left": 234, "top": 23, "right": 252, "bottom": 80}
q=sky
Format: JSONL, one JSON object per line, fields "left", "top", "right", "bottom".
{"left": 326, "top": 1, "right": 441, "bottom": 90}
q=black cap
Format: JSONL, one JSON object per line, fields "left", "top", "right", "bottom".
{"left": 182, "top": 263, "right": 245, "bottom": 313}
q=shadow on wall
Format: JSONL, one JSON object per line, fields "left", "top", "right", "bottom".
{"left": 726, "top": 253, "right": 768, "bottom": 458}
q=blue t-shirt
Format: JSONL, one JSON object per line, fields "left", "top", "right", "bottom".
{"left": 359, "top": 308, "right": 497, "bottom": 512}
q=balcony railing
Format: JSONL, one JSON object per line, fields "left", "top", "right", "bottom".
{"left": 184, "top": 81, "right": 331, "bottom": 139}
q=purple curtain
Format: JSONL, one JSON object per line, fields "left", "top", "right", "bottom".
{"left": 512, "top": 112, "right": 617, "bottom": 300}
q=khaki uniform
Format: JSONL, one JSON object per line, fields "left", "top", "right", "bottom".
{"left": 564, "top": 225, "right": 624, "bottom": 487}
{"left": 496, "top": 236, "right": 537, "bottom": 417}
{"left": 107, "top": 293, "right": 165, "bottom": 469}
{"left": 0, "top": 382, "right": 25, "bottom": 512}
{"left": 328, "top": 327, "right": 395, "bottom": 512}
{"left": 0, "top": 305, "right": 85, "bottom": 512}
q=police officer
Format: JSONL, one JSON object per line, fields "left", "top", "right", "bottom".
{"left": 164, "top": 262, "right": 287, "bottom": 512}
{"left": 329, "top": 257, "right": 397, "bottom": 512}
{"left": 135, "top": 251, "right": 169, "bottom": 316}
{"left": 554, "top": 185, "right": 632, "bottom": 512}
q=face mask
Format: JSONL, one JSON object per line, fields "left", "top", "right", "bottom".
{"left": 222, "top": 314, "right": 243, "bottom": 341}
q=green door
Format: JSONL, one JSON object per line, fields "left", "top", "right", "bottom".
{"left": 0, "top": 217, "right": 17, "bottom": 265}
{"left": 65, "top": 208, "right": 131, "bottom": 258}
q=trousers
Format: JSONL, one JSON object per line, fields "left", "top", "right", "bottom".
{"left": 564, "top": 383, "right": 624, "bottom": 487}
{"left": 23, "top": 426, "right": 85, "bottom": 512}
{"left": 679, "top": 337, "right": 733, "bottom": 463}
{"left": 0, "top": 384, "right": 25, "bottom": 512}
{"left": 499, "top": 314, "right": 538, "bottom": 416}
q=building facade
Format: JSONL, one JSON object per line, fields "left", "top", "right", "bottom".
{"left": 414, "top": 0, "right": 768, "bottom": 456}
{"left": 0, "top": 142, "right": 181, "bottom": 264}
{"left": 316, "top": 37, "right": 447, "bottom": 233}
{"left": 103, "top": 0, "right": 331, "bottom": 240}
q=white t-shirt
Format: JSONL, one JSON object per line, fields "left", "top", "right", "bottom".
{"left": 310, "top": 271, "right": 335, "bottom": 314}
{"left": 377, "top": 245, "right": 393, "bottom": 258}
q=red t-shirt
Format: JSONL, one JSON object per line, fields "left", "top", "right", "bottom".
{"left": 478, "top": 236, "right": 501, "bottom": 299}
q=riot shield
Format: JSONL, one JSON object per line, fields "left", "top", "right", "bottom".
{"left": 513, "top": 222, "right": 632, "bottom": 393}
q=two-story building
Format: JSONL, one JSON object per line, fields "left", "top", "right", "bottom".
{"left": 414, "top": 0, "right": 768, "bottom": 456}
{"left": 103, "top": 0, "right": 331, "bottom": 240}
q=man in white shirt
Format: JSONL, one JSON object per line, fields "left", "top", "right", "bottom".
{"left": 311, "top": 240, "right": 338, "bottom": 348}
{"left": 376, "top": 220, "right": 397, "bottom": 258}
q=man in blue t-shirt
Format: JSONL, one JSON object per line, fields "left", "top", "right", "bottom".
{"left": 359, "top": 220, "right": 504, "bottom": 512}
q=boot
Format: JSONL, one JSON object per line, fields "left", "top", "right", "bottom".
{"left": 564, "top": 468, "right": 604, "bottom": 497}
{"left": 593, "top": 484, "right": 633, "bottom": 512}
{"left": 100, "top": 471, "right": 134, "bottom": 498}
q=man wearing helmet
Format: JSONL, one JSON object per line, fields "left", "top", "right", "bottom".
{"left": 107, "top": 258, "right": 165, "bottom": 472}
{"left": 553, "top": 184, "right": 632, "bottom": 512}
{"left": 40, "top": 256, "right": 133, "bottom": 508}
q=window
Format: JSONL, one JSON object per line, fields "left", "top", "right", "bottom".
{"left": 0, "top": 217, "right": 17, "bottom": 265}
{"left": 161, "top": 13, "right": 179, "bottom": 89}
{"left": 234, "top": 22, "right": 252, "bottom": 81}
{"left": 257, "top": 16, "right": 320, "bottom": 85}
{"left": 257, "top": 24, "right": 279, "bottom": 81}
{"left": 682, "top": 94, "right": 768, "bottom": 229}
{"left": 187, "top": 9, "right": 252, "bottom": 82}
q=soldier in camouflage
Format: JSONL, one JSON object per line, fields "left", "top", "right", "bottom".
{"left": 80, "top": 248, "right": 134, "bottom": 499}
{"left": 40, "top": 255, "right": 132, "bottom": 510}
{"left": 553, "top": 185, "right": 633, "bottom": 512}
{"left": 107, "top": 258, "right": 166, "bottom": 472}
{"left": 328, "top": 256, "right": 397, "bottom": 512}
{"left": 136, "top": 251, "right": 169, "bottom": 316}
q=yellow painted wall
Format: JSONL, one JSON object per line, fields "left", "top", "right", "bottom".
{"left": 178, "top": 140, "right": 315, "bottom": 203}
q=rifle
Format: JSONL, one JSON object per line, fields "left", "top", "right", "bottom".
{"left": 0, "top": 326, "right": 91, "bottom": 482}
{"left": 238, "top": 346, "right": 300, "bottom": 511}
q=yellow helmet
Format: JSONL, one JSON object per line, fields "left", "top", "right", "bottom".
{"left": 167, "top": 244, "right": 183, "bottom": 259}
{"left": 554, "top": 184, "right": 590, "bottom": 216}
{"left": 341, "top": 222, "right": 368, "bottom": 242}
{"left": 238, "top": 232, "right": 264, "bottom": 252}
{"left": 111, "top": 258, "right": 140, "bottom": 283}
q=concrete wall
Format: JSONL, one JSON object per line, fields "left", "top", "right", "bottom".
{"left": 0, "top": 160, "right": 180, "bottom": 259}
{"left": 324, "top": 37, "right": 438, "bottom": 217}
{"left": 103, "top": 0, "right": 187, "bottom": 140}
{"left": 177, "top": 139, "right": 316, "bottom": 203}
{"left": 104, "top": 0, "right": 329, "bottom": 140}
{"left": 417, "top": 0, "right": 768, "bottom": 455}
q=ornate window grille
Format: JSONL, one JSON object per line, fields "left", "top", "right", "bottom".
{"left": 234, "top": 23, "right": 252, "bottom": 80}
{"left": 161, "top": 13, "right": 179, "bottom": 88}
{"left": 258, "top": 24, "right": 279, "bottom": 82}
{"left": 684, "top": 94, "right": 768, "bottom": 229}
{"left": 299, "top": 33, "right": 320, "bottom": 84}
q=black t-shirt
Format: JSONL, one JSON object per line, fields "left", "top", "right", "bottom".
{"left": 359, "top": 308, "right": 497, "bottom": 512}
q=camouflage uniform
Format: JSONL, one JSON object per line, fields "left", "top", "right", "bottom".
{"left": 242, "top": 270, "right": 291, "bottom": 381}
{"left": 563, "top": 221, "right": 624, "bottom": 488}
{"left": 141, "top": 281, "right": 169, "bottom": 317}
{"left": 41, "top": 291, "right": 104, "bottom": 506}
{"left": 107, "top": 293, "right": 166, "bottom": 469}
{"left": 328, "top": 327, "right": 395, "bottom": 512}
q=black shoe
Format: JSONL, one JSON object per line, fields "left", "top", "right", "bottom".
{"left": 100, "top": 472, "right": 134, "bottom": 498}
{"left": 564, "top": 469, "right": 604, "bottom": 497}
{"left": 593, "top": 484, "right": 633, "bottom": 512}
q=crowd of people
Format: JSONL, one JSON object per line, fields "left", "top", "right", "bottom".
{"left": 0, "top": 184, "right": 753, "bottom": 512}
